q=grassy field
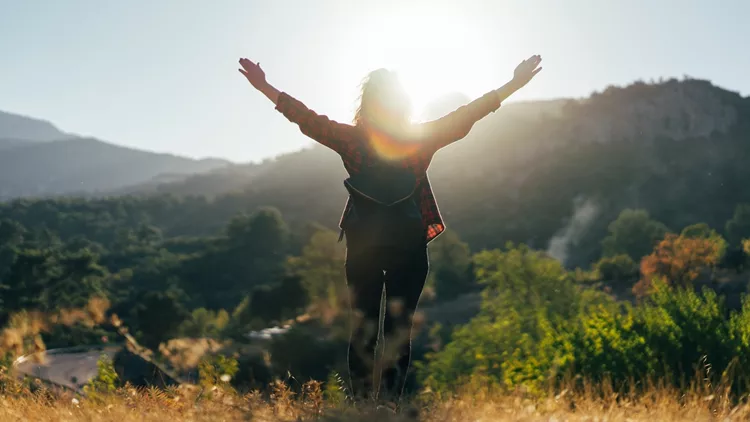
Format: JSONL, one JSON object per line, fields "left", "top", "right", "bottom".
{"left": 1, "top": 379, "right": 749, "bottom": 422}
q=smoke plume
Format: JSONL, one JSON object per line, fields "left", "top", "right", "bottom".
{"left": 546, "top": 197, "right": 599, "bottom": 265}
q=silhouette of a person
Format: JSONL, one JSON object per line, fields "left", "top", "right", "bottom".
{"left": 238, "top": 54, "right": 542, "bottom": 403}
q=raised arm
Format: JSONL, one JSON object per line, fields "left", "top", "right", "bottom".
{"left": 418, "top": 55, "right": 543, "bottom": 151}
{"left": 238, "top": 58, "right": 357, "bottom": 154}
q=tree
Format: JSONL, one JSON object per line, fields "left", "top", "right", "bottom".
{"left": 726, "top": 204, "right": 750, "bottom": 245}
{"left": 225, "top": 207, "right": 290, "bottom": 285}
{"left": 634, "top": 233, "right": 725, "bottom": 296}
{"left": 427, "top": 230, "right": 476, "bottom": 301}
{"left": 681, "top": 223, "right": 716, "bottom": 239}
{"left": 0, "top": 219, "right": 27, "bottom": 282}
{"left": 286, "top": 229, "right": 346, "bottom": 308}
{"left": 1, "top": 248, "right": 108, "bottom": 318}
{"left": 594, "top": 254, "right": 639, "bottom": 284}
{"left": 178, "top": 308, "right": 230, "bottom": 338}
{"left": 602, "top": 209, "right": 669, "bottom": 260}
{"left": 129, "top": 290, "right": 190, "bottom": 350}
{"left": 0, "top": 219, "right": 26, "bottom": 246}
{"left": 179, "top": 207, "right": 291, "bottom": 309}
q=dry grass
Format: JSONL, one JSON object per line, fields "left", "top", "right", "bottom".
{"left": 3, "top": 299, "right": 749, "bottom": 420}
{"left": 1, "top": 377, "right": 750, "bottom": 422}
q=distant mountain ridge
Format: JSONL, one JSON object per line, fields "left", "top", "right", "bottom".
{"left": 0, "top": 110, "right": 231, "bottom": 199}
{"left": 0, "top": 110, "right": 72, "bottom": 142}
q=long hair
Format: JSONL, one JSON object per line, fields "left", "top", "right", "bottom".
{"left": 353, "top": 69, "right": 412, "bottom": 131}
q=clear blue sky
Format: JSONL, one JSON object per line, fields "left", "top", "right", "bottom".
{"left": 1, "top": 0, "right": 747, "bottom": 162}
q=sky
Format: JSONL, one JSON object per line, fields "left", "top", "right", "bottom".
{"left": 1, "top": 0, "right": 748, "bottom": 163}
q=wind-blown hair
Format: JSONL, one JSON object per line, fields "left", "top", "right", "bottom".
{"left": 353, "top": 68, "right": 412, "bottom": 131}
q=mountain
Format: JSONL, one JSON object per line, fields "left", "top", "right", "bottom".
{"left": 0, "top": 111, "right": 231, "bottom": 198}
{"left": 0, "top": 110, "right": 73, "bottom": 152}
{"left": 0, "top": 110, "right": 72, "bottom": 143}
{"left": 109, "top": 78, "right": 750, "bottom": 268}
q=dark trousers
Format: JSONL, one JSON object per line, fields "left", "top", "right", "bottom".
{"left": 344, "top": 244, "right": 429, "bottom": 401}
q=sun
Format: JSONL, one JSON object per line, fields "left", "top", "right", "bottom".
{"left": 372, "top": 10, "right": 497, "bottom": 121}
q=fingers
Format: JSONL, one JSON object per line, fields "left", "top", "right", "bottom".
{"left": 239, "top": 58, "right": 252, "bottom": 70}
{"left": 239, "top": 57, "right": 262, "bottom": 71}
{"left": 238, "top": 68, "right": 249, "bottom": 77}
{"left": 522, "top": 55, "right": 543, "bottom": 75}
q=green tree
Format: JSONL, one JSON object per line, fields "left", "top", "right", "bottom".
{"left": 287, "top": 229, "right": 345, "bottom": 306}
{"left": 178, "top": 308, "right": 230, "bottom": 338}
{"left": 428, "top": 230, "right": 476, "bottom": 301}
{"left": 594, "top": 254, "right": 639, "bottom": 284}
{"left": 681, "top": 222, "right": 716, "bottom": 239}
{"left": 129, "top": 290, "right": 190, "bottom": 350}
{"left": 601, "top": 209, "right": 669, "bottom": 260}
{"left": 1, "top": 248, "right": 108, "bottom": 319}
{"left": 224, "top": 296, "right": 264, "bottom": 339}
{"left": 85, "top": 353, "right": 120, "bottom": 395}
{"left": 726, "top": 204, "right": 750, "bottom": 245}
{"left": 182, "top": 207, "right": 290, "bottom": 310}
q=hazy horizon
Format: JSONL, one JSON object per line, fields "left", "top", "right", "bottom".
{"left": 2, "top": 0, "right": 748, "bottom": 162}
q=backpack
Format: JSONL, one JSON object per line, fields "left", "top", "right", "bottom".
{"left": 340, "top": 161, "right": 425, "bottom": 250}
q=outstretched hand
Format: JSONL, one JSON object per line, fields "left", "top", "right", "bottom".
{"left": 238, "top": 58, "right": 267, "bottom": 89}
{"left": 512, "top": 55, "right": 543, "bottom": 88}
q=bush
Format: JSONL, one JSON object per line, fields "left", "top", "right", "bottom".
{"left": 198, "top": 354, "right": 239, "bottom": 388}
{"left": 419, "top": 243, "right": 747, "bottom": 395}
{"left": 594, "top": 254, "right": 639, "bottom": 284}
{"left": 85, "top": 353, "right": 120, "bottom": 396}
{"left": 418, "top": 244, "right": 581, "bottom": 393}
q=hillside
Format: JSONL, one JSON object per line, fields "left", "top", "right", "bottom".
{"left": 111, "top": 78, "right": 750, "bottom": 267}
{"left": 0, "top": 110, "right": 72, "bottom": 143}
{"left": 0, "top": 111, "right": 231, "bottom": 198}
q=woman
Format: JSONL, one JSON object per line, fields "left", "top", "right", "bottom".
{"left": 238, "top": 55, "right": 542, "bottom": 402}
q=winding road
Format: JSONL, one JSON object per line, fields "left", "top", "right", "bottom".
{"left": 14, "top": 346, "right": 121, "bottom": 392}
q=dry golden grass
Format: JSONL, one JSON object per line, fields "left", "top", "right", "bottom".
{"left": 1, "top": 378, "right": 750, "bottom": 422}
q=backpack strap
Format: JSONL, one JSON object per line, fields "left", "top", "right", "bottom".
{"left": 343, "top": 164, "right": 418, "bottom": 206}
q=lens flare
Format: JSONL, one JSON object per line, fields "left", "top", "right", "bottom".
{"left": 365, "top": 127, "right": 421, "bottom": 161}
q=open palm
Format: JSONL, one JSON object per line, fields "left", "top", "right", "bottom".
{"left": 238, "top": 58, "right": 266, "bottom": 88}
{"left": 513, "top": 55, "right": 543, "bottom": 87}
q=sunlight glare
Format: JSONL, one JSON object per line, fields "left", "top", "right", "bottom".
{"left": 374, "top": 10, "right": 497, "bottom": 121}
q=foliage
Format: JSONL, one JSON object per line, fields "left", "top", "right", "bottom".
{"left": 634, "top": 232, "right": 725, "bottom": 295}
{"left": 421, "top": 234, "right": 750, "bottom": 395}
{"left": 178, "top": 308, "right": 230, "bottom": 339}
{"left": 84, "top": 353, "right": 120, "bottom": 396}
{"left": 726, "top": 204, "right": 750, "bottom": 245}
{"left": 198, "top": 354, "right": 240, "bottom": 388}
{"left": 601, "top": 209, "right": 669, "bottom": 261}
{"left": 419, "top": 244, "right": 581, "bottom": 392}
{"left": 427, "top": 230, "right": 477, "bottom": 301}
{"left": 286, "top": 229, "right": 346, "bottom": 308}
{"left": 594, "top": 254, "right": 639, "bottom": 284}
